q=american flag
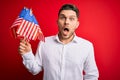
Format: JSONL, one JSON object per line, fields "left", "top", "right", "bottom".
{"left": 10, "top": 7, "right": 44, "bottom": 41}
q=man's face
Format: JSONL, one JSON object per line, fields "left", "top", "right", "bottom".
{"left": 57, "top": 10, "right": 79, "bottom": 40}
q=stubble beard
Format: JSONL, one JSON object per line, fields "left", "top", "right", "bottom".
{"left": 58, "top": 31, "right": 74, "bottom": 41}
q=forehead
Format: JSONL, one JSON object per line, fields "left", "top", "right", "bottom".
{"left": 59, "top": 10, "right": 77, "bottom": 17}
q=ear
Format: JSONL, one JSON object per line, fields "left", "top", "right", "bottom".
{"left": 75, "top": 21, "right": 80, "bottom": 29}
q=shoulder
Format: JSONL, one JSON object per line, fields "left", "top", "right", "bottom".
{"left": 75, "top": 36, "right": 93, "bottom": 47}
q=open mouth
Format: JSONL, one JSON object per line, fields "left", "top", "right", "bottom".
{"left": 64, "top": 28, "right": 69, "bottom": 32}
{"left": 62, "top": 28, "right": 69, "bottom": 36}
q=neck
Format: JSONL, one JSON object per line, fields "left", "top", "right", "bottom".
{"left": 58, "top": 33, "right": 74, "bottom": 44}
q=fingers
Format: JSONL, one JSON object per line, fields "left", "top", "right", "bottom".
{"left": 19, "top": 42, "right": 27, "bottom": 55}
{"left": 18, "top": 47, "right": 26, "bottom": 54}
{"left": 18, "top": 38, "right": 31, "bottom": 55}
{"left": 19, "top": 42, "right": 26, "bottom": 49}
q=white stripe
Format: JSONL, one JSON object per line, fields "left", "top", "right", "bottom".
{"left": 15, "top": 18, "right": 22, "bottom": 21}
{"left": 11, "top": 18, "right": 23, "bottom": 28}
{"left": 32, "top": 26, "right": 38, "bottom": 40}
{"left": 11, "top": 23, "right": 21, "bottom": 28}
{"left": 19, "top": 21, "right": 28, "bottom": 36}
{"left": 13, "top": 18, "right": 23, "bottom": 24}
{"left": 16, "top": 20, "right": 25, "bottom": 34}
{"left": 26, "top": 23, "right": 34, "bottom": 38}
{"left": 29, "top": 24, "right": 37, "bottom": 40}
{"left": 13, "top": 20, "right": 22, "bottom": 24}
{"left": 23, "top": 22, "right": 31, "bottom": 37}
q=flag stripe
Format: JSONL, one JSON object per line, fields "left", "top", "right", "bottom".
{"left": 16, "top": 19, "right": 25, "bottom": 34}
{"left": 25, "top": 23, "right": 32, "bottom": 39}
{"left": 32, "top": 26, "right": 38, "bottom": 40}
{"left": 11, "top": 8, "right": 44, "bottom": 41}
{"left": 26, "top": 23, "right": 34, "bottom": 39}
{"left": 23, "top": 22, "right": 31, "bottom": 37}
{"left": 34, "top": 31, "right": 39, "bottom": 40}
{"left": 19, "top": 21, "right": 28, "bottom": 36}
{"left": 11, "top": 18, "right": 23, "bottom": 28}
{"left": 29, "top": 24, "right": 37, "bottom": 40}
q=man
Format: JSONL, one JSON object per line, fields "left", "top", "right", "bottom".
{"left": 19, "top": 4, "right": 99, "bottom": 80}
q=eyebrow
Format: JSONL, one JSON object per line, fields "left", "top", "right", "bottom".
{"left": 59, "top": 14, "right": 77, "bottom": 18}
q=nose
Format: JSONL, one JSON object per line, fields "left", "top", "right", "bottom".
{"left": 65, "top": 18, "right": 70, "bottom": 25}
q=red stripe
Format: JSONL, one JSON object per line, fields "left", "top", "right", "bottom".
{"left": 11, "top": 18, "right": 23, "bottom": 28}
{"left": 27, "top": 23, "right": 34, "bottom": 38}
{"left": 29, "top": 24, "right": 37, "bottom": 40}
{"left": 19, "top": 20, "right": 28, "bottom": 36}
{"left": 16, "top": 19, "right": 25, "bottom": 34}
{"left": 23, "top": 22, "right": 31, "bottom": 37}
{"left": 31, "top": 25, "right": 39, "bottom": 40}
{"left": 25, "top": 23, "right": 32, "bottom": 39}
{"left": 32, "top": 27, "right": 38, "bottom": 40}
{"left": 11, "top": 17, "right": 44, "bottom": 41}
{"left": 27, "top": 23, "right": 35, "bottom": 40}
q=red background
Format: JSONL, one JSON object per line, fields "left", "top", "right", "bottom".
{"left": 0, "top": 0, "right": 120, "bottom": 80}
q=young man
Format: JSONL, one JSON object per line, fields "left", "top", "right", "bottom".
{"left": 19, "top": 4, "right": 99, "bottom": 80}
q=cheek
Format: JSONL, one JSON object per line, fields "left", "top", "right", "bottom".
{"left": 71, "top": 23, "right": 78, "bottom": 30}
{"left": 70, "top": 27, "right": 76, "bottom": 33}
{"left": 58, "top": 21, "right": 62, "bottom": 27}
{"left": 57, "top": 23, "right": 62, "bottom": 31}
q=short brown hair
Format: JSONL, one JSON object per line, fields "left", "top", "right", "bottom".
{"left": 58, "top": 4, "right": 79, "bottom": 18}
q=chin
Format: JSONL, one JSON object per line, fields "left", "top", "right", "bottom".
{"left": 62, "top": 35, "right": 71, "bottom": 39}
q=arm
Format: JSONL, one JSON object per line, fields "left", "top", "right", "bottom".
{"left": 19, "top": 39, "right": 43, "bottom": 75}
{"left": 83, "top": 44, "right": 99, "bottom": 80}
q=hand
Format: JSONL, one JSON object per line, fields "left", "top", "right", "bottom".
{"left": 18, "top": 38, "right": 32, "bottom": 55}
